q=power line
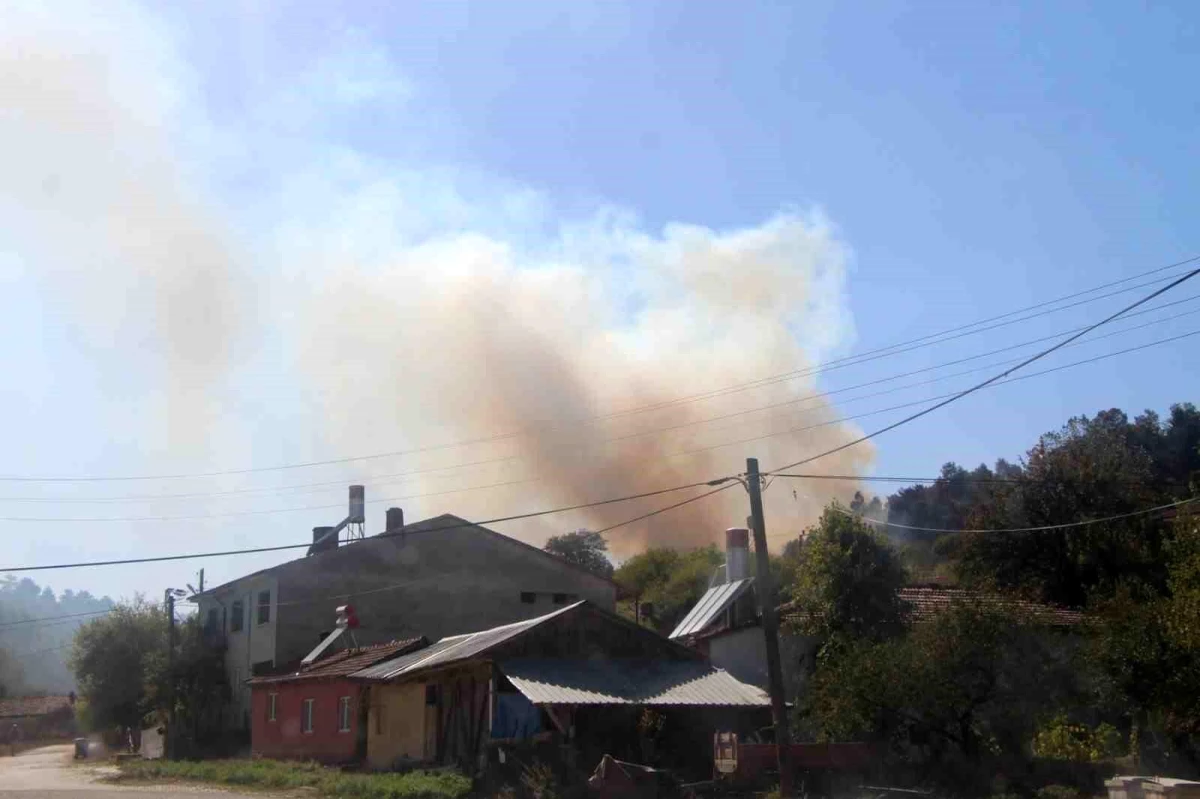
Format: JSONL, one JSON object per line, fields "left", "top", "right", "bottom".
{"left": 830, "top": 495, "right": 1200, "bottom": 535}
{"left": 0, "top": 608, "right": 115, "bottom": 629}
{"left": 11, "top": 323, "right": 1191, "bottom": 523}
{"left": 771, "top": 472, "right": 1188, "bottom": 488}
{"left": 596, "top": 268, "right": 1200, "bottom": 536}
{"left": 763, "top": 266, "right": 1200, "bottom": 475}
{"left": 7, "top": 293, "right": 1196, "bottom": 508}
{"left": 0, "top": 476, "right": 735, "bottom": 572}
{"left": 640, "top": 327, "right": 1200, "bottom": 464}
{"left": 3, "top": 256, "right": 1196, "bottom": 485}
{"left": 593, "top": 481, "right": 741, "bottom": 535}
{"left": 597, "top": 261, "right": 1200, "bottom": 420}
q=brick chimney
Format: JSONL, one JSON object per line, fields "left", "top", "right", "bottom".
{"left": 725, "top": 527, "right": 750, "bottom": 582}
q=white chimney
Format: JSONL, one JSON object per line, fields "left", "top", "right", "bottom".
{"left": 725, "top": 527, "right": 750, "bottom": 582}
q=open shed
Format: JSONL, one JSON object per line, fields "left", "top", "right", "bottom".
{"left": 350, "top": 601, "right": 771, "bottom": 773}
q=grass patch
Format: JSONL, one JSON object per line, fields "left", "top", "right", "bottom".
{"left": 112, "top": 758, "right": 472, "bottom": 799}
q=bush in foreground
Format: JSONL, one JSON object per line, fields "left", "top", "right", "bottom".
{"left": 113, "top": 758, "right": 472, "bottom": 799}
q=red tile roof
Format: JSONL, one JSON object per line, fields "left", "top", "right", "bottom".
{"left": 0, "top": 695, "right": 74, "bottom": 718}
{"left": 898, "top": 585, "right": 1083, "bottom": 626}
{"left": 249, "top": 638, "right": 427, "bottom": 684}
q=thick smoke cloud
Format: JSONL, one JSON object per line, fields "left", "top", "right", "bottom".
{"left": 294, "top": 215, "right": 873, "bottom": 552}
{"left": 0, "top": 5, "right": 251, "bottom": 452}
{"left": 1, "top": 3, "right": 872, "bottom": 556}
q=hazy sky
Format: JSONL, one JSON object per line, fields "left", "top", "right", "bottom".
{"left": 1, "top": 0, "right": 1197, "bottom": 604}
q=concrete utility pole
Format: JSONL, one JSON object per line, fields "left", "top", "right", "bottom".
{"left": 746, "top": 457, "right": 793, "bottom": 796}
{"left": 163, "top": 588, "right": 182, "bottom": 760}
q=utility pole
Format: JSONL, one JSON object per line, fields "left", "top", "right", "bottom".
{"left": 746, "top": 457, "right": 793, "bottom": 796}
{"left": 164, "top": 589, "right": 178, "bottom": 760}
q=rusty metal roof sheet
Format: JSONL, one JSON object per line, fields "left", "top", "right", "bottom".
{"left": 896, "top": 586, "right": 1083, "bottom": 626}
{"left": 351, "top": 602, "right": 584, "bottom": 681}
{"left": 499, "top": 658, "right": 770, "bottom": 707}
{"left": 249, "top": 637, "right": 427, "bottom": 684}
{"left": 0, "top": 695, "right": 73, "bottom": 718}
{"left": 669, "top": 578, "right": 754, "bottom": 640}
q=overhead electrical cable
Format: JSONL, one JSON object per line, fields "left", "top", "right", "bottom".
{"left": 830, "top": 495, "right": 1200, "bottom": 535}
{"left": 2, "top": 325, "right": 1196, "bottom": 523}
{"left": 762, "top": 266, "right": 1200, "bottom": 476}
{"left": 0, "top": 475, "right": 736, "bottom": 571}
{"left": 3, "top": 256, "right": 1196, "bottom": 484}
{"left": 592, "top": 265, "right": 1200, "bottom": 536}
{"left": 4, "top": 296, "right": 1197, "bottom": 508}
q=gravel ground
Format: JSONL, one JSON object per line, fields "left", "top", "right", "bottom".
{"left": 0, "top": 745, "right": 265, "bottom": 799}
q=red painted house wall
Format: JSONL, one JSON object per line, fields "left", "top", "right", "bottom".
{"left": 251, "top": 681, "right": 362, "bottom": 764}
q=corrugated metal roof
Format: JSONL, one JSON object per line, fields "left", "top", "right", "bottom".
{"left": 499, "top": 658, "right": 770, "bottom": 707}
{"left": 351, "top": 602, "right": 583, "bottom": 681}
{"left": 669, "top": 578, "right": 754, "bottom": 639}
{"left": 250, "top": 637, "right": 427, "bottom": 684}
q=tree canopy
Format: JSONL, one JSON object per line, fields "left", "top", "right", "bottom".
{"left": 70, "top": 599, "right": 165, "bottom": 732}
{"left": 784, "top": 503, "right": 909, "bottom": 643}
{"left": 542, "top": 529, "right": 614, "bottom": 578}
{"left": 613, "top": 545, "right": 723, "bottom": 634}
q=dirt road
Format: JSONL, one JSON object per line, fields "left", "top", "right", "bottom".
{"left": 0, "top": 744, "right": 260, "bottom": 799}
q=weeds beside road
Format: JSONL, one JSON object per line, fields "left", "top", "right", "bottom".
{"left": 110, "top": 758, "right": 473, "bottom": 799}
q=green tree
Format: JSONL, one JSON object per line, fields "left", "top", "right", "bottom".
{"left": 70, "top": 599, "right": 165, "bottom": 732}
{"left": 613, "top": 545, "right": 723, "bottom": 634}
{"left": 783, "top": 503, "right": 909, "bottom": 644}
{"left": 808, "top": 600, "right": 1081, "bottom": 794}
{"left": 954, "top": 409, "right": 1172, "bottom": 606}
{"left": 543, "top": 529, "right": 614, "bottom": 578}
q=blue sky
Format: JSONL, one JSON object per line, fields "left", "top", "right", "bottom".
{"left": 1, "top": 0, "right": 1198, "bottom": 603}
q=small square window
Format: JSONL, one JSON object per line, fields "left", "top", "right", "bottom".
{"left": 338, "top": 696, "right": 352, "bottom": 732}
{"left": 230, "top": 600, "right": 244, "bottom": 632}
{"left": 552, "top": 593, "right": 568, "bottom": 605}
{"left": 302, "top": 699, "right": 315, "bottom": 733}
{"left": 257, "top": 590, "right": 271, "bottom": 625}
{"left": 520, "top": 592, "right": 536, "bottom": 604}
{"left": 267, "top": 693, "right": 277, "bottom": 722}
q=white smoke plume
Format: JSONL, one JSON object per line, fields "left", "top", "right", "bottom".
{"left": 1, "top": 3, "right": 873, "bottom": 557}
{"left": 293, "top": 212, "right": 873, "bottom": 552}
{"left": 0, "top": 4, "right": 252, "bottom": 453}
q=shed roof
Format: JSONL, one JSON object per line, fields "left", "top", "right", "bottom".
{"left": 249, "top": 637, "right": 427, "bottom": 684}
{"left": 499, "top": 658, "right": 770, "bottom": 707}
{"left": 0, "top": 695, "right": 73, "bottom": 719}
{"left": 669, "top": 578, "right": 754, "bottom": 639}
{"left": 351, "top": 602, "right": 582, "bottom": 681}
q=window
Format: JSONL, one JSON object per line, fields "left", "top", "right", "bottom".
{"left": 338, "top": 696, "right": 352, "bottom": 732}
{"left": 267, "top": 693, "right": 277, "bottom": 722}
{"left": 205, "top": 608, "right": 217, "bottom": 632}
{"left": 231, "top": 600, "right": 244, "bottom": 632}
{"left": 425, "top": 684, "right": 439, "bottom": 706}
{"left": 301, "top": 699, "right": 315, "bottom": 733}
{"left": 520, "top": 592, "right": 536, "bottom": 604}
{"left": 552, "top": 592, "right": 572, "bottom": 605}
{"left": 257, "top": 590, "right": 271, "bottom": 625}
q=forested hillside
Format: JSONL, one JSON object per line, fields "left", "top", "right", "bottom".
{"left": 886, "top": 403, "right": 1200, "bottom": 606}
{"left": 0, "top": 577, "right": 114, "bottom": 696}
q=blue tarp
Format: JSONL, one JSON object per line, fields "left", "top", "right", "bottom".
{"left": 491, "top": 692, "right": 543, "bottom": 739}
